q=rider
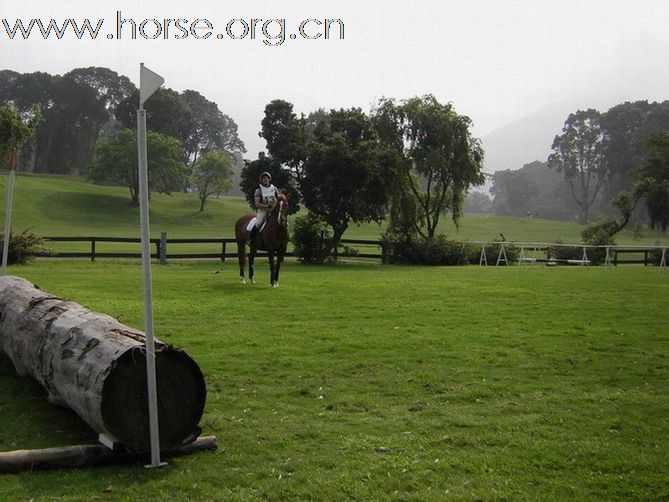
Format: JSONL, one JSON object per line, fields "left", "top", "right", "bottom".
{"left": 248, "top": 171, "right": 281, "bottom": 245}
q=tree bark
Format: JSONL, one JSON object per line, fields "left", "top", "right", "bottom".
{"left": 0, "top": 276, "right": 206, "bottom": 453}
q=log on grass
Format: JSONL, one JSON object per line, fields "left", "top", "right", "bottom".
{"left": 0, "top": 276, "right": 206, "bottom": 453}
{"left": 0, "top": 435, "right": 218, "bottom": 473}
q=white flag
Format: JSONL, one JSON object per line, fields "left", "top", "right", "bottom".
{"left": 139, "top": 63, "right": 164, "bottom": 107}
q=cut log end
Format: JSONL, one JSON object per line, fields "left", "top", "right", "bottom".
{"left": 101, "top": 345, "right": 206, "bottom": 452}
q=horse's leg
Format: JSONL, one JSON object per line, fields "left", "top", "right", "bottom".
{"left": 268, "top": 249, "right": 277, "bottom": 287}
{"left": 248, "top": 245, "right": 256, "bottom": 284}
{"left": 274, "top": 250, "right": 284, "bottom": 288}
{"left": 237, "top": 241, "right": 246, "bottom": 284}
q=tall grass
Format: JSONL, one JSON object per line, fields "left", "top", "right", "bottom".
{"left": 1, "top": 260, "right": 667, "bottom": 500}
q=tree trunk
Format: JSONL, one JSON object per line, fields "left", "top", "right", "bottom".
{"left": 0, "top": 276, "right": 206, "bottom": 453}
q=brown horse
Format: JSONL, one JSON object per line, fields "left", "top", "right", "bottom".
{"left": 234, "top": 194, "right": 289, "bottom": 287}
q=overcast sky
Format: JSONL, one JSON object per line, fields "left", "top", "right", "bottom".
{"left": 2, "top": 0, "right": 668, "bottom": 159}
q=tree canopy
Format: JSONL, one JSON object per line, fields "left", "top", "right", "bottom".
{"left": 89, "top": 128, "right": 188, "bottom": 205}
{"left": 190, "top": 150, "right": 234, "bottom": 212}
{"left": 548, "top": 109, "right": 608, "bottom": 224}
{"left": 374, "top": 95, "right": 485, "bottom": 238}
{"left": 635, "top": 131, "right": 669, "bottom": 232}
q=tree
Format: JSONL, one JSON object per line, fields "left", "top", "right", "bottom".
{"left": 635, "top": 131, "right": 669, "bottom": 232}
{"left": 490, "top": 161, "right": 572, "bottom": 220}
{"left": 259, "top": 99, "right": 308, "bottom": 178}
{"left": 548, "top": 109, "right": 608, "bottom": 224}
{"left": 299, "top": 107, "right": 395, "bottom": 258}
{"left": 0, "top": 104, "right": 40, "bottom": 168}
{"left": 180, "top": 90, "right": 246, "bottom": 167}
{"left": 190, "top": 150, "right": 234, "bottom": 212}
{"left": 463, "top": 191, "right": 492, "bottom": 214}
{"left": 116, "top": 87, "right": 193, "bottom": 147}
{"left": 374, "top": 95, "right": 485, "bottom": 238}
{"left": 89, "top": 128, "right": 188, "bottom": 205}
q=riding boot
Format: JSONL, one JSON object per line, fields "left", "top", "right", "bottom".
{"left": 247, "top": 226, "right": 258, "bottom": 246}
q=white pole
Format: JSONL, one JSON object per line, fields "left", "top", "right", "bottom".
{"left": 1, "top": 167, "right": 16, "bottom": 276}
{"left": 137, "top": 103, "right": 165, "bottom": 469}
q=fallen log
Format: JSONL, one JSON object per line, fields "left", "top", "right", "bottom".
{"left": 0, "top": 435, "right": 217, "bottom": 473}
{"left": 0, "top": 276, "right": 206, "bottom": 453}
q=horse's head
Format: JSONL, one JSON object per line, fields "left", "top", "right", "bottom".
{"left": 272, "top": 194, "right": 289, "bottom": 228}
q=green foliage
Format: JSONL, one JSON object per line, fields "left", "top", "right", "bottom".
{"left": 190, "top": 150, "right": 234, "bottom": 212}
{"left": 548, "top": 109, "right": 608, "bottom": 224}
{"left": 291, "top": 213, "right": 332, "bottom": 263}
{"left": 300, "top": 107, "right": 395, "bottom": 255}
{"left": 89, "top": 128, "right": 189, "bottom": 205}
{"left": 0, "top": 104, "right": 40, "bottom": 166}
{"left": 383, "top": 234, "right": 465, "bottom": 265}
{"left": 374, "top": 95, "right": 485, "bottom": 238}
{"left": 0, "top": 229, "right": 44, "bottom": 264}
{"left": 548, "top": 239, "right": 588, "bottom": 262}
{"left": 635, "top": 131, "right": 669, "bottom": 232}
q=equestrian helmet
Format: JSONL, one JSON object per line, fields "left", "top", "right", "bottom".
{"left": 259, "top": 171, "right": 272, "bottom": 182}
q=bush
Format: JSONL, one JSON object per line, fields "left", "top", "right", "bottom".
{"left": 0, "top": 230, "right": 44, "bottom": 264}
{"left": 291, "top": 213, "right": 332, "bottom": 264}
{"left": 383, "top": 234, "right": 471, "bottom": 266}
{"left": 547, "top": 240, "right": 585, "bottom": 262}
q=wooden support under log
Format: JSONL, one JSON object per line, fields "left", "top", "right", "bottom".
{"left": 0, "top": 435, "right": 217, "bottom": 473}
{"left": 0, "top": 276, "right": 207, "bottom": 453}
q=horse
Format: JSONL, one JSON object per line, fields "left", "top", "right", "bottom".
{"left": 234, "top": 194, "right": 289, "bottom": 288}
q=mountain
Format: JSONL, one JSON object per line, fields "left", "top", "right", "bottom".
{"left": 480, "top": 102, "right": 574, "bottom": 175}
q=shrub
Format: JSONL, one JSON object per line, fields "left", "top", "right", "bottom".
{"left": 291, "top": 213, "right": 332, "bottom": 264}
{"left": 547, "top": 240, "right": 585, "bottom": 262}
{"left": 382, "top": 234, "right": 472, "bottom": 266}
{"left": 0, "top": 230, "right": 44, "bottom": 265}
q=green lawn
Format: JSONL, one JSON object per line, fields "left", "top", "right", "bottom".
{"left": 2, "top": 172, "right": 667, "bottom": 247}
{"left": 1, "top": 260, "right": 667, "bottom": 500}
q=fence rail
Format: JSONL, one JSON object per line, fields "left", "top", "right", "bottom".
{"left": 36, "top": 235, "right": 666, "bottom": 266}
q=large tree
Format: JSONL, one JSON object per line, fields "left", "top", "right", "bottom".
{"left": 548, "top": 109, "right": 608, "bottom": 224}
{"left": 635, "top": 131, "right": 669, "bottom": 232}
{"left": 299, "top": 107, "right": 395, "bottom": 256}
{"left": 259, "top": 99, "right": 308, "bottom": 179}
{"left": 89, "top": 128, "right": 188, "bottom": 205}
{"left": 374, "top": 95, "right": 485, "bottom": 238}
{"left": 180, "top": 90, "right": 246, "bottom": 167}
{"left": 190, "top": 150, "right": 234, "bottom": 212}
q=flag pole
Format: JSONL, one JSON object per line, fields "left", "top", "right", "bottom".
{"left": 1, "top": 153, "right": 16, "bottom": 276}
{"left": 137, "top": 62, "right": 166, "bottom": 468}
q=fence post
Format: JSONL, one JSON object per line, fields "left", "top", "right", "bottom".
{"left": 159, "top": 232, "right": 167, "bottom": 265}
{"left": 221, "top": 241, "right": 226, "bottom": 263}
{"left": 91, "top": 239, "right": 96, "bottom": 262}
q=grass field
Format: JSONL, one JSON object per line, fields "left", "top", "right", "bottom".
{"left": 1, "top": 260, "right": 667, "bottom": 500}
{"left": 3, "top": 172, "right": 668, "bottom": 247}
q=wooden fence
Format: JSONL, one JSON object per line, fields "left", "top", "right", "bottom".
{"left": 38, "top": 235, "right": 386, "bottom": 263}
{"left": 36, "top": 235, "right": 666, "bottom": 266}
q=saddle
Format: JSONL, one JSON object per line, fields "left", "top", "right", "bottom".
{"left": 246, "top": 217, "right": 267, "bottom": 233}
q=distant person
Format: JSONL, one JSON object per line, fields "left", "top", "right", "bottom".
{"left": 248, "top": 171, "right": 281, "bottom": 245}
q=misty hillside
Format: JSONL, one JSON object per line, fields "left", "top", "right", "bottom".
{"left": 480, "top": 102, "right": 574, "bottom": 174}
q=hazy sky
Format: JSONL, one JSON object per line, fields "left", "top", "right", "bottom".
{"left": 2, "top": 0, "right": 668, "bottom": 159}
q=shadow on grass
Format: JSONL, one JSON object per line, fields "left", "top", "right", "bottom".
{"left": 0, "top": 352, "right": 99, "bottom": 451}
